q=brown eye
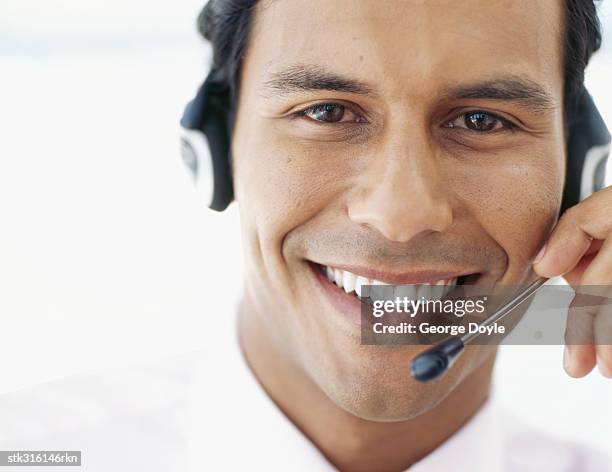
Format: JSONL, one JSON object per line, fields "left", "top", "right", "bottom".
{"left": 465, "top": 112, "right": 498, "bottom": 131}
{"left": 446, "top": 111, "right": 512, "bottom": 132}
{"left": 299, "top": 103, "right": 363, "bottom": 123}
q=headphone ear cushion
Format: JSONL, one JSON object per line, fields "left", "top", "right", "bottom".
{"left": 200, "top": 87, "right": 233, "bottom": 211}
{"left": 180, "top": 76, "right": 234, "bottom": 211}
{"left": 561, "top": 90, "right": 610, "bottom": 212}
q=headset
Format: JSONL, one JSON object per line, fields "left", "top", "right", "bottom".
{"left": 180, "top": 70, "right": 611, "bottom": 212}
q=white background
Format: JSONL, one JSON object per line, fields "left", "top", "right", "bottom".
{"left": 1, "top": 0, "right": 612, "bottom": 456}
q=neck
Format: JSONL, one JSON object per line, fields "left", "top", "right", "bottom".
{"left": 238, "top": 295, "right": 496, "bottom": 472}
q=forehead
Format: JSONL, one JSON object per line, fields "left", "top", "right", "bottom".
{"left": 244, "top": 0, "right": 564, "bottom": 99}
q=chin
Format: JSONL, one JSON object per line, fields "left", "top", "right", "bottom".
{"left": 306, "top": 343, "right": 463, "bottom": 421}
{"left": 306, "top": 339, "right": 496, "bottom": 422}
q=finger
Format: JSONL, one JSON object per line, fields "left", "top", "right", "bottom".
{"left": 563, "top": 251, "right": 597, "bottom": 286}
{"left": 580, "top": 237, "right": 612, "bottom": 285}
{"left": 564, "top": 240, "right": 604, "bottom": 290}
{"left": 564, "top": 239, "right": 612, "bottom": 378}
{"left": 595, "top": 298, "right": 612, "bottom": 378}
{"left": 565, "top": 345, "right": 596, "bottom": 378}
{"left": 582, "top": 242, "right": 612, "bottom": 377}
{"left": 564, "top": 292, "right": 597, "bottom": 378}
{"left": 533, "top": 187, "right": 612, "bottom": 278}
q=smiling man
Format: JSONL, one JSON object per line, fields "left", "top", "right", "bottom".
{"left": 2, "top": 1, "right": 612, "bottom": 471}
{"left": 182, "top": 0, "right": 612, "bottom": 470}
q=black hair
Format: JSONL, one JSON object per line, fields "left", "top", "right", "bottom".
{"left": 197, "top": 0, "right": 258, "bottom": 112}
{"left": 564, "top": 0, "right": 603, "bottom": 126}
{"left": 197, "top": 0, "right": 603, "bottom": 130}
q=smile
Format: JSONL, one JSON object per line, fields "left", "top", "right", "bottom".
{"left": 320, "top": 265, "right": 458, "bottom": 300}
{"left": 310, "top": 262, "right": 478, "bottom": 326}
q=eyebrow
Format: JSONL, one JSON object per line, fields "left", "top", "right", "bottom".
{"left": 444, "top": 76, "right": 557, "bottom": 115}
{"left": 262, "top": 64, "right": 557, "bottom": 115}
{"left": 262, "top": 64, "right": 374, "bottom": 96}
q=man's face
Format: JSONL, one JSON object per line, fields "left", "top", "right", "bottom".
{"left": 232, "top": 0, "right": 565, "bottom": 419}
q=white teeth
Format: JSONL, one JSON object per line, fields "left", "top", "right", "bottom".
{"left": 334, "top": 268, "right": 342, "bottom": 286}
{"left": 444, "top": 278, "right": 457, "bottom": 297}
{"left": 322, "top": 266, "right": 460, "bottom": 301}
{"left": 417, "top": 283, "right": 431, "bottom": 300}
{"left": 430, "top": 279, "right": 446, "bottom": 299}
{"left": 355, "top": 276, "right": 369, "bottom": 298}
{"left": 372, "top": 279, "right": 388, "bottom": 285}
{"left": 395, "top": 284, "right": 416, "bottom": 300}
{"left": 433, "top": 278, "right": 459, "bottom": 299}
{"left": 342, "top": 271, "right": 356, "bottom": 294}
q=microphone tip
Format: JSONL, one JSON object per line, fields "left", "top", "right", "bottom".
{"left": 410, "top": 336, "right": 465, "bottom": 382}
{"left": 410, "top": 352, "right": 449, "bottom": 382}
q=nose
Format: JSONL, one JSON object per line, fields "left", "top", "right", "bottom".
{"left": 347, "top": 131, "right": 453, "bottom": 243}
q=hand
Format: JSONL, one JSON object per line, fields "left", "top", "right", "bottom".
{"left": 533, "top": 185, "right": 612, "bottom": 378}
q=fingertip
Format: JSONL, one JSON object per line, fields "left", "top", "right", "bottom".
{"left": 532, "top": 243, "right": 555, "bottom": 274}
{"left": 532, "top": 246, "right": 567, "bottom": 278}
{"left": 596, "top": 352, "right": 612, "bottom": 379}
{"left": 532, "top": 260, "right": 557, "bottom": 279}
{"left": 564, "top": 345, "right": 596, "bottom": 378}
{"left": 533, "top": 244, "right": 547, "bottom": 264}
{"left": 597, "top": 364, "right": 612, "bottom": 378}
{"left": 564, "top": 363, "right": 592, "bottom": 378}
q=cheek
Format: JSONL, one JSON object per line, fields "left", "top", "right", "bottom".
{"left": 233, "top": 132, "right": 352, "bottom": 244}
{"left": 446, "top": 144, "right": 564, "bottom": 273}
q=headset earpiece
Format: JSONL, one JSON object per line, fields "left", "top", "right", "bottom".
{"left": 562, "top": 87, "right": 610, "bottom": 212}
{"left": 180, "top": 72, "right": 233, "bottom": 211}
